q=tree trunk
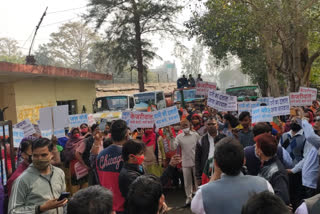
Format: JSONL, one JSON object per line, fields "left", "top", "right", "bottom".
{"left": 267, "top": 69, "right": 280, "bottom": 97}
{"left": 132, "top": 0, "right": 145, "bottom": 92}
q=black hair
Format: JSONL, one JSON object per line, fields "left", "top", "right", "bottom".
{"left": 110, "top": 120, "right": 128, "bottom": 142}
{"left": 214, "top": 137, "right": 244, "bottom": 176}
{"left": 224, "top": 114, "right": 239, "bottom": 128}
{"left": 260, "top": 103, "right": 267, "bottom": 106}
{"left": 67, "top": 185, "right": 113, "bottom": 214}
{"left": 80, "top": 123, "right": 88, "bottom": 129}
{"left": 91, "top": 124, "right": 99, "bottom": 133}
{"left": 32, "top": 138, "right": 54, "bottom": 152}
{"left": 252, "top": 123, "right": 272, "bottom": 137}
{"left": 103, "top": 138, "right": 113, "bottom": 149}
{"left": 122, "top": 140, "right": 146, "bottom": 162}
{"left": 20, "top": 140, "right": 32, "bottom": 153}
{"left": 241, "top": 191, "right": 290, "bottom": 214}
{"left": 239, "top": 111, "right": 251, "bottom": 121}
{"left": 127, "top": 174, "right": 163, "bottom": 214}
{"left": 214, "top": 134, "right": 227, "bottom": 144}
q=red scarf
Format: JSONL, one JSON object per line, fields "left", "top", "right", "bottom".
{"left": 142, "top": 130, "right": 156, "bottom": 150}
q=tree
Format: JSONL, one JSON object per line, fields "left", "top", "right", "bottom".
{"left": 175, "top": 42, "right": 204, "bottom": 76}
{"left": 0, "top": 37, "right": 24, "bottom": 63}
{"left": 187, "top": 0, "right": 320, "bottom": 96}
{"left": 86, "top": 0, "right": 184, "bottom": 92}
{"left": 45, "top": 21, "right": 99, "bottom": 70}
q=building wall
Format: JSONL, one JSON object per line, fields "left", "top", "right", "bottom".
{"left": 0, "top": 83, "right": 17, "bottom": 123}
{"left": 13, "top": 77, "right": 96, "bottom": 123}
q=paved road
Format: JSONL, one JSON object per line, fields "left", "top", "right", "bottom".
{"left": 165, "top": 188, "right": 193, "bottom": 214}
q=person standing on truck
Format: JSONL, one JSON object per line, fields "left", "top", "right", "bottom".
{"left": 196, "top": 74, "right": 203, "bottom": 82}
{"left": 177, "top": 75, "right": 188, "bottom": 88}
{"left": 188, "top": 74, "right": 196, "bottom": 87}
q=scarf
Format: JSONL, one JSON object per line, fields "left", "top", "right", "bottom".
{"left": 142, "top": 130, "right": 156, "bottom": 150}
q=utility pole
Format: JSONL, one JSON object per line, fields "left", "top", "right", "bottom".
{"left": 26, "top": 7, "right": 48, "bottom": 65}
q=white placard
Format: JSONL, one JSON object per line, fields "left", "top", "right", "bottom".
{"left": 14, "top": 119, "right": 36, "bottom": 137}
{"left": 238, "top": 101, "right": 259, "bottom": 115}
{"left": 252, "top": 106, "right": 273, "bottom": 123}
{"left": 12, "top": 128, "right": 24, "bottom": 148}
{"left": 257, "top": 97, "right": 274, "bottom": 106}
{"left": 226, "top": 96, "right": 238, "bottom": 111}
{"left": 88, "top": 114, "right": 96, "bottom": 126}
{"left": 128, "top": 112, "right": 155, "bottom": 130}
{"left": 121, "top": 111, "right": 131, "bottom": 126}
{"left": 53, "top": 105, "right": 69, "bottom": 129}
{"left": 207, "top": 90, "right": 230, "bottom": 111}
{"left": 290, "top": 92, "right": 313, "bottom": 106}
{"left": 69, "top": 114, "right": 89, "bottom": 128}
{"left": 39, "top": 107, "right": 53, "bottom": 130}
{"left": 196, "top": 81, "right": 217, "bottom": 96}
{"left": 269, "top": 96, "right": 290, "bottom": 116}
{"left": 153, "top": 106, "right": 180, "bottom": 128}
{"left": 299, "top": 87, "right": 317, "bottom": 101}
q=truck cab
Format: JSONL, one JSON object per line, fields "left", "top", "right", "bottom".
{"left": 93, "top": 95, "right": 134, "bottom": 113}
{"left": 226, "top": 85, "right": 262, "bottom": 101}
{"left": 133, "top": 91, "right": 166, "bottom": 111}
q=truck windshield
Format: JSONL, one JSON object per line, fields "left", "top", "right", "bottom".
{"left": 96, "top": 96, "right": 128, "bottom": 111}
{"left": 134, "top": 92, "right": 156, "bottom": 105}
{"left": 174, "top": 89, "right": 201, "bottom": 103}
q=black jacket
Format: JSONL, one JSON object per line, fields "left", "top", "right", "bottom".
{"left": 118, "top": 163, "right": 176, "bottom": 198}
{"left": 258, "top": 156, "right": 290, "bottom": 205}
{"left": 195, "top": 134, "right": 210, "bottom": 180}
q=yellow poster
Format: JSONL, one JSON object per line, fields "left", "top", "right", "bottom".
{"left": 16, "top": 103, "right": 55, "bottom": 124}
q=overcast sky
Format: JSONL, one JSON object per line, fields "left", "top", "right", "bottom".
{"left": 0, "top": 0, "right": 205, "bottom": 75}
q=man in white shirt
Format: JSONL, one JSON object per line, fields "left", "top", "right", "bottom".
{"left": 174, "top": 119, "right": 201, "bottom": 205}
{"left": 195, "top": 118, "right": 218, "bottom": 186}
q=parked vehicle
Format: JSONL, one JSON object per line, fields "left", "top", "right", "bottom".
{"left": 226, "top": 85, "right": 262, "bottom": 101}
{"left": 133, "top": 91, "right": 166, "bottom": 111}
{"left": 172, "top": 88, "right": 205, "bottom": 106}
{"left": 93, "top": 95, "right": 134, "bottom": 113}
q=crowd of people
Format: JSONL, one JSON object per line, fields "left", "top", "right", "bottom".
{"left": 1, "top": 98, "right": 320, "bottom": 214}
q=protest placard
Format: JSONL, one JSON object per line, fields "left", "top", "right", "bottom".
{"left": 299, "top": 87, "right": 317, "bottom": 101}
{"left": 269, "top": 96, "right": 290, "bottom": 116}
{"left": 238, "top": 101, "right": 259, "bottom": 115}
{"left": 87, "top": 114, "right": 96, "bottom": 126}
{"left": 121, "top": 111, "right": 131, "bottom": 126}
{"left": 13, "top": 128, "right": 24, "bottom": 147}
{"left": 290, "top": 92, "right": 313, "bottom": 106}
{"left": 153, "top": 106, "right": 180, "bottom": 128}
{"left": 39, "top": 105, "right": 69, "bottom": 131}
{"left": 252, "top": 106, "right": 273, "bottom": 123}
{"left": 128, "top": 112, "right": 154, "bottom": 130}
{"left": 196, "top": 81, "right": 217, "bottom": 96}
{"left": 69, "top": 114, "right": 89, "bottom": 128}
{"left": 225, "top": 96, "right": 238, "bottom": 111}
{"left": 257, "top": 97, "right": 274, "bottom": 106}
{"left": 41, "top": 128, "right": 65, "bottom": 139}
{"left": 207, "top": 90, "right": 230, "bottom": 111}
{"left": 14, "top": 119, "right": 36, "bottom": 137}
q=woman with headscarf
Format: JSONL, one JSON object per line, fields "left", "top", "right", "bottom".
{"left": 64, "top": 128, "right": 88, "bottom": 195}
{"left": 80, "top": 123, "right": 91, "bottom": 138}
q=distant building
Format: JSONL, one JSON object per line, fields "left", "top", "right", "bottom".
{"left": 151, "top": 61, "right": 177, "bottom": 82}
{"left": 0, "top": 62, "right": 112, "bottom": 123}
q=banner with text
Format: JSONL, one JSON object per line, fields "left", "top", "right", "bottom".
{"left": 238, "top": 101, "right": 260, "bottom": 115}
{"left": 69, "top": 114, "right": 89, "bottom": 128}
{"left": 299, "top": 87, "right": 317, "bottom": 101}
{"left": 196, "top": 81, "right": 217, "bottom": 96}
{"left": 14, "top": 119, "right": 36, "bottom": 137}
{"left": 290, "top": 93, "right": 313, "bottom": 106}
{"left": 226, "top": 96, "right": 238, "bottom": 111}
{"left": 257, "top": 97, "right": 274, "bottom": 106}
{"left": 41, "top": 128, "right": 65, "bottom": 139}
{"left": 269, "top": 96, "right": 290, "bottom": 116}
{"left": 153, "top": 106, "right": 180, "bottom": 128}
{"left": 252, "top": 106, "right": 273, "bottom": 123}
{"left": 13, "top": 128, "right": 25, "bottom": 147}
{"left": 128, "top": 112, "right": 155, "bottom": 130}
{"left": 207, "top": 90, "right": 230, "bottom": 111}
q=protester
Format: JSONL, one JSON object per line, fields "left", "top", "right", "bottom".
{"left": 245, "top": 122, "right": 293, "bottom": 176}
{"left": 142, "top": 128, "right": 163, "bottom": 177}
{"left": 6, "top": 139, "right": 33, "bottom": 196}
{"left": 177, "top": 75, "right": 188, "bottom": 88}
{"left": 64, "top": 128, "right": 88, "bottom": 195}
{"left": 119, "top": 140, "right": 180, "bottom": 199}
{"left": 255, "top": 133, "right": 290, "bottom": 204}
{"left": 238, "top": 111, "right": 255, "bottom": 148}
{"left": 295, "top": 192, "right": 320, "bottom": 214}
{"left": 280, "top": 118, "right": 306, "bottom": 209}
{"left": 195, "top": 118, "right": 218, "bottom": 185}
{"left": 174, "top": 119, "right": 201, "bottom": 205}
{"left": 196, "top": 74, "right": 203, "bottom": 82}
{"left": 191, "top": 137, "right": 274, "bottom": 214}
{"left": 80, "top": 123, "right": 91, "bottom": 138}
{"left": 222, "top": 113, "right": 239, "bottom": 137}
{"left": 96, "top": 119, "right": 128, "bottom": 214}
{"left": 67, "top": 185, "right": 115, "bottom": 214}
{"left": 126, "top": 174, "right": 167, "bottom": 214}
{"left": 242, "top": 191, "right": 291, "bottom": 214}
{"left": 191, "top": 114, "right": 206, "bottom": 136}
{"left": 188, "top": 74, "right": 196, "bottom": 87}
{"left": 8, "top": 138, "right": 67, "bottom": 214}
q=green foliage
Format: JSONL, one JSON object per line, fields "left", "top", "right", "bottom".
{"left": 0, "top": 37, "right": 24, "bottom": 64}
